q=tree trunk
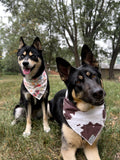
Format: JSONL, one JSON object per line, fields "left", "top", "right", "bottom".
{"left": 109, "top": 50, "right": 118, "bottom": 79}
{"left": 74, "top": 45, "right": 80, "bottom": 67}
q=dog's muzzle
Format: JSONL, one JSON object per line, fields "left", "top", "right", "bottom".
{"left": 23, "top": 61, "right": 29, "bottom": 67}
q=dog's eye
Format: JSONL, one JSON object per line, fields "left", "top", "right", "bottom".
{"left": 79, "top": 75, "right": 83, "bottom": 80}
{"left": 75, "top": 85, "right": 82, "bottom": 93}
{"left": 31, "top": 55, "right": 36, "bottom": 59}
{"left": 76, "top": 80, "right": 81, "bottom": 84}
{"left": 77, "top": 75, "right": 84, "bottom": 84}
{"left": 21, "top": 54, "right": 25, "bottom": 59}
{"left": 86, "top": 72, "right": 91, "bottom": 77}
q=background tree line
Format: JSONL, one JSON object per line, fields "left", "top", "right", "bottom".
{"left": 0, "top": 0, "right": 120, "bottom": 79}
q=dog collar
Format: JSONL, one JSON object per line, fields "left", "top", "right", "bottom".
{"left": 23, "top": 71, "right": 47, "bottom": 100}
{"left": 63, "top": 91, "right": 106, "bottom": 145}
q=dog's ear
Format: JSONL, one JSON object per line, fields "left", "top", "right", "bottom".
{"left": 56, "top": 57, "right": 75, "bottom": 82}
{"left": 19, "top": 37, "right": 26, "bottom": 49}
{"left": 32, "top": 37, "right": 42, "bottom": 51}
{"left": 81, "top": 44, "right": 99, "bottom": 68}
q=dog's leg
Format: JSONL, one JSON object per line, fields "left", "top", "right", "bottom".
{"left": 47, "top": 102, "right": 52, "bottom": 118}
{"left": 42, "top": 101, "right": 50, "bottom": 132}
{"left": 23, "top": 103, "right": 32, "bottom": 137}
{"left": 61, "top": 124, "right": 79, "bottom": 160}
{"left": 84, "top": 143, "right": 101, "bottom": 160}
{"left": 61, "top": 144, "right": 76, "bottom": 160}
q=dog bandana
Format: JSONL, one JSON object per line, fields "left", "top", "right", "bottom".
{"left": 23, "top": 71, "right": 47, "bottom": 100}
{"left": 63, "top": 92, "right": 106, "bottom": 145}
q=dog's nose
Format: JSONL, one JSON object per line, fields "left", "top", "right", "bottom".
{"left": 23, "top": 61, "right": 29, "bottom": 67}
{"left": 92, "top": 89, "right": 103, "bottom": 99}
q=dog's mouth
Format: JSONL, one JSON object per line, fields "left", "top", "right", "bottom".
{"left": 23, "top": 66, "right": 35, "bottom": 75}
{"left": 23, "top": 68, "right": 31, "bottom": 75}
{"left": 82, "top": 97, "right": 104, "bottom": 106}
{"left": 92, "top": 99, "right": 104, "bottom": 106}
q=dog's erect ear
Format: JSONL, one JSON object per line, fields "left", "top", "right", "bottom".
{"left": 81, "top": 44, "right": 99, "bottom": 68}
{"left": 19, "top": 37, "right": 26, "bottom": 49}
{"left": 56, "top": 57, "right": 75, "bottom": 82}
{"left": 33, "top": 37, "right": 42, "bottom": 51}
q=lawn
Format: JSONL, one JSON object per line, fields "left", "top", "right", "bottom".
{"left": 0, "top": 75, "right": 120, "bottom": 160}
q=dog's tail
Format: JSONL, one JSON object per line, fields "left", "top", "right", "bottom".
{"left": 47, "top": 100, "right": 53, "bottom": 118}
{"left": 11, "top": 105, "right": 26, "bottom": 125}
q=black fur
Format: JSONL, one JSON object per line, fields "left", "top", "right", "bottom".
{"left": 49, "top": 44, "right": 106, "bottom": 160}
{"left": 12, "top": 37, "right": 50, "bottom": 136}
{"left": 49, "top": 89, "right": 66, "bottom": 126}
{"left": 50, "top": 59, "right": 105, "bottom": 125}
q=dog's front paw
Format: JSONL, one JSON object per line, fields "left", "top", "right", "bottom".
{"left": 23, "top": 131, "right": 31, "bottom": 137}
{"left": 44, "top": 125, "right": 50, "bottom": 133}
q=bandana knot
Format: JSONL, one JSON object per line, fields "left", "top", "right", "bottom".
{"left": 24, "top": 71, "right": 47, "bottom": 100}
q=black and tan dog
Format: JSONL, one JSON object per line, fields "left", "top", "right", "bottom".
{"left": 49, "top": 45, "right": 106, "bottom": 160}
{"left": 11, "top": 37, "right": 50, "bottom": 137}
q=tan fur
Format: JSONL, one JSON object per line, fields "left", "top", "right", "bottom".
{"left": 76, "top": 102, "right": 92, "bottom": 112}
{"left": 61, "top": 146, "right": 76, "bottom": 160}
{"left": 24, "top": 92, "right": 31, "bottom": 100}
{"left": 78, "top": 75, "right": 83, "bottom": 80}
{"left": 42, "top": 102, "right": 50, "bottom": 132}
{"left": 23, "top": 91, "right": 50, "bottom": 135}
{"left": 22, "top": 92, "right": 32, "bottom": 137}
{"left": 72, "top": 89, "right": 83, "bottom": 101}
{"left": 62, "top": 123, "right": 84, "bottom": 148}
{"left": 29, "top": 51, "right": 33, "bottom": 56}
{"left": 23, "top": 103, "right": 32, "bottom": 137}
{"left": 23, "top": 84, "right": 50, "bottom": 135}
{"left": 84, "top": 53, "right": 99, "bottom": 68}
{"left": 62, "top": 124, "right": 101, "bottom": 160}
{"left": 86, "top": 71, "right": 90, "bottom": 76}
{"left": 18, "top": 56, "right": 42, "bottom": 80}
{"left": 15, "top": 37, "right": 50, "bottom": 137}
{"left": 23, "top": 51, "right": 26, "bottom": 56}
{"left": 72, "top": 89, "right": 92, "bottom": 111}
{"left": 18, "top": 56, "right": 23, "bottom": 66}
{"left": 84, "top": 144, "right": 101, "bottom": 160}
{"left": 26, "top": 57, "right": 42, "bottom": 79}
{"left": 34, "top": 42, "right": 42, "bottom": 50}
{"left": 19, "top": 40, "right": 24, "bottom": 49}
{"left": 18, "top": 56, "right": 49, "bottom": 134}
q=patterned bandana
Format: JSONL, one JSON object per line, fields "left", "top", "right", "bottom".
{"left": 23, "top": 71, "right": 47, "bottom": 100}
{"left": 63, "top": 93, "right": 106, "bottom": 145}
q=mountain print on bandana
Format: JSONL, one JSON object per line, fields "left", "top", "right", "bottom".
{"left": 24, "top": 71, "right": 47, "bottom": 100}
{"left": 63, "top": 98, "right": 106, "bottom": 145}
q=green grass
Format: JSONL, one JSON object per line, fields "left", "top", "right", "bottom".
{"left": 0, "top": 75, "right": 120, "bottom": 160}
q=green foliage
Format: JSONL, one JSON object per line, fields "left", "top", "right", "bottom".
{"left": 0, "top": 0, "right": 120, "bottom": 76}
{"left": 1, "top": 53, "right": 19, "bottom": 73}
